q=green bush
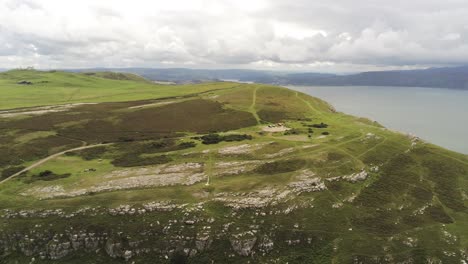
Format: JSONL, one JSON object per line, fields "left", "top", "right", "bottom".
{"left": 111, "top": 154, "right": 171, "bottom": 167}
{"left": 178, "top": 141, "right": 197, "bottom": 148}
{"left": 310, "top": 122, "right": 328, "bottom": 128}
{"left": 25, "top": 170, "right": 71, "bottom": 182}
{"left": 200, "top": 133, "right": 252, "bottom": 145}
{"left": 223, "top": 134, "right": 252, "bottom": 142}
{"left": 200, "top": 134, "right": 223, "bottom": 144}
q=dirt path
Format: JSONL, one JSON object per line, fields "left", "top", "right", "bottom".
{"left": 0, "top": 143, "right": 111, "bottom": 185}
{"left": 205, "top": 152, "right": 214, "bottom": 186}
{"left": 249, "top": 86, "right": 261, "bottom": 125}
{"left": 295, "top": 91, "right": 324, "bottom": 117}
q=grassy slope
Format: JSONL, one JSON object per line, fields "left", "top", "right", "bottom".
{"left": 0, "top": 69, "right": 240, "bottom": 110}
{"left": 0, "top": 70, "right": 467, "bottom": 263}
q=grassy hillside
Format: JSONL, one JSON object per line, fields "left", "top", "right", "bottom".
{"left": 0, "top": 70, "right": 467, "bottom": 263}
{"left": 0, "top": 69, "right": 240, "bottom": 110}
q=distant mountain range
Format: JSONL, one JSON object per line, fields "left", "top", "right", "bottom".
{"left": 291, "top": 66, "right": 468, "bottom": 90}
{"left": 67, "top": 65, "right": 468, "bottom": 90}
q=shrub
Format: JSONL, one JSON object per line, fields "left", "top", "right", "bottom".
{"left": 310, "top": 122, "right": 328, "bottom": 128}
{"left": 39, "top": 170, "right": 53, "bottom": 177}
{"left": 200, "top": 134, "right": 223, "bottom": 144}
{"left": 223, "top": 134, "right": 252, "bottom": 142}
{"left": 284, "top": 129, "right": 302, "bottom": 135}
{"left": 112, "top": 154, "right": 171, "bottom": 167}
{"left": 178, "top": 141, "right": 196, "bottom": 148}
{"left": 199, "top": 133, "right": 252, "bottom": 145}
{"left": 26, "top": 170, "right": 71, "bottom": 182}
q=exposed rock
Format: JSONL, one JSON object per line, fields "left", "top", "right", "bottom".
{"left": 195, "top": 233, "right": 212, "bottom": 252}
{"left": 214, "top": 188, "right": 290, "bottom": 209}
{"left": 23, "top": 169, "right": 206, "bottom": 199}
{"left": 288, "top": 170, "right": 327, "bottom": 193}
{"left": 342, "top": 170, "right": 368, "bottom": 183}
{"left": 230, "top": 232, "right": 257, "bottom": 256}
{"left": 105, "top": 238, "right": 124, "bottom": 258}
{"left": 123, "top": 250, "right": 133, "bottom": 261}
{"left": 214, "top": 160, "right": 263, "bottom": 176}
{"left": 184, "top": 220, "right": 196, "bottom": 225}
{"left": 47, "top": 240, "right": 71, "bottom": 260}
{"left": 264, "top": 147, "right": 295, "bottom": 158}
{"left": 0, "top": 103, "right": 96, "bottom": 118}
{"left": 218, "top": 144, "right": 253, "bottom": 155}
{"left": 258, "top": 236, "right": 274, "bottom": 253}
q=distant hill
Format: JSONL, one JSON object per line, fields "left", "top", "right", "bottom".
{"left": 80, "top": 71, "right": 151, "bottom": 83}
{"left": 290, "top": 66, "right": 468, "bottom": 89}
{"left": 69, "top": 68, "right": 335, "bottom": 84}
{"left": 68, "top": 65, "right": 468, "bottom": 89}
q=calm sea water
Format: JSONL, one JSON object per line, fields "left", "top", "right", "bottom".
{"left": 287, "top": 85, "right": 468, "bottom": 154}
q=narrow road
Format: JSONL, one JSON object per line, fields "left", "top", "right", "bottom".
{"left": 0, "top": 143, "right": 111, "bottom": 185}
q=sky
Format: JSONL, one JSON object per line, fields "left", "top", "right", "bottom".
{"left": 1, "top": 0, "right": 468, "bottom": 73}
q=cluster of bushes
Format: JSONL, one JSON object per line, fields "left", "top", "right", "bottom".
{"left": 178, "top": 141, "right": 197, "bottom": 148}
{"left": 132, "top": 139, "right": 196, "bottom": 154}
{"left": 284, "top": 129, "right": 303, "bottom": 136}
{"left": 195, "top": 133, "right": 253, "bottom": 145}
{"left": 309, "top": 122, "right": 328, "bottom": 128}
{"left": 111, "top": 154, "right": 171, "bottom": 167}
{"left": 24, "top": 170, "right": 71, "bottom": 183}
{"left": 113, "top": 139, "right": 196, "bottom": 155}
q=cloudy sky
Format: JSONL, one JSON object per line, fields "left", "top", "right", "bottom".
{"left": 1, "top": 0, "right": 468, "bottom": 72}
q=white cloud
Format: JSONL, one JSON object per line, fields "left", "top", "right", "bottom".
{"left": 0, "top": 0, "right": 468, "bottom": 71}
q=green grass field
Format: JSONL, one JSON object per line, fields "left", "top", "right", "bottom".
{"left": 0, "top": 69, "right": 242, "bottom": 110}
{"left": 0, "top": 69, "right": 467, "bottom": 263}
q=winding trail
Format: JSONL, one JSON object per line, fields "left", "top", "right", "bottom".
{"left": 0, "top": 143, "right": 111, "bottom": 185}
{"left": 205, "top": 151, "right": 214, "bottom": 186}
{"left": 295, "top": 91, "right": 324, "bottom": 117}
{"left": 249, "top": 86, "right": 261, "bottom": 125}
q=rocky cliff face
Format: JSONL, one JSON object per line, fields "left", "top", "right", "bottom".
{"left": 1, "top": 200, "right": 467, "bottom": 263}
{"left": 0, "top": 202, "right": 302, "bottom": 262}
